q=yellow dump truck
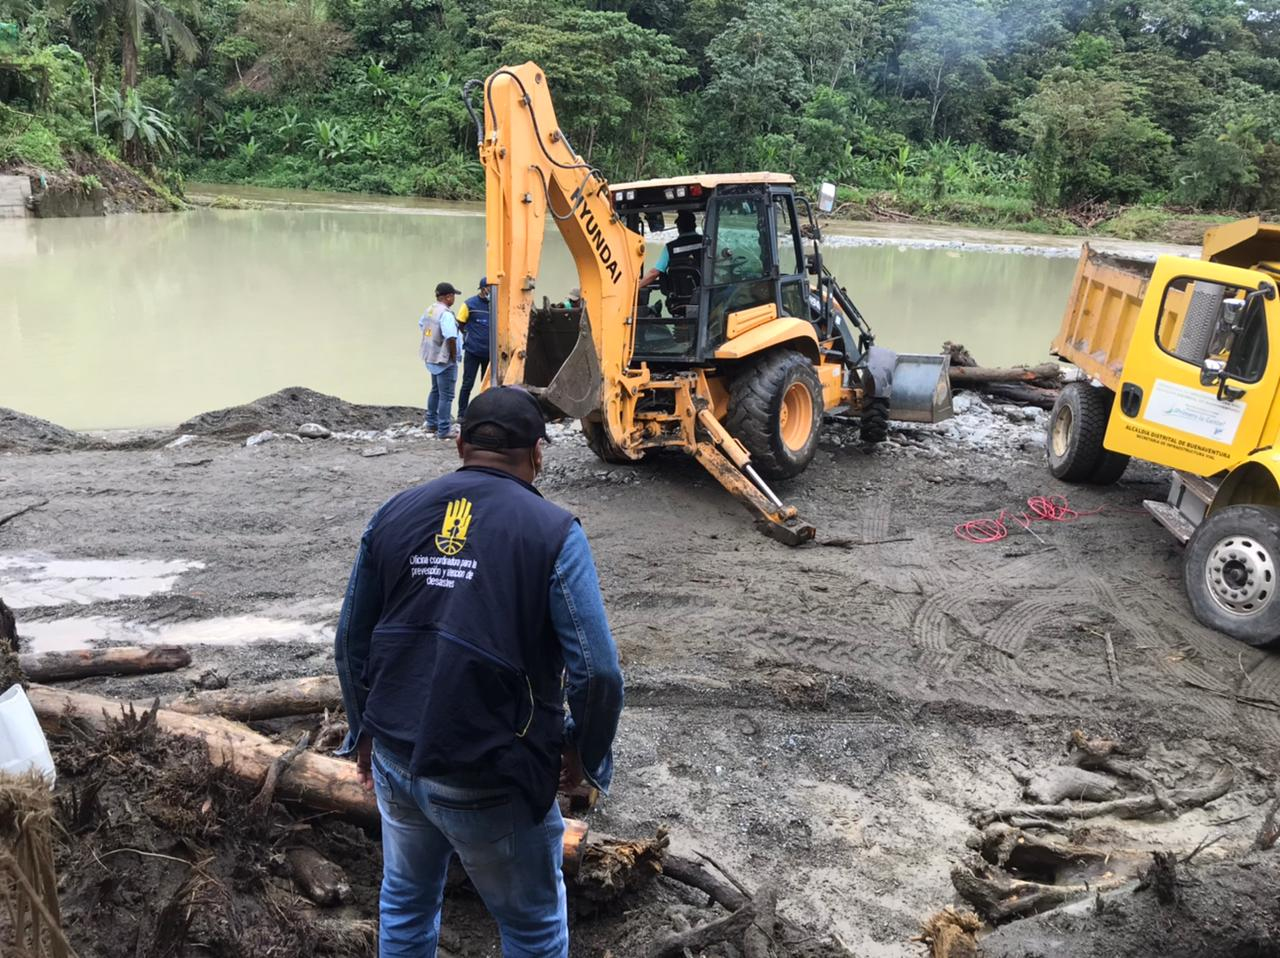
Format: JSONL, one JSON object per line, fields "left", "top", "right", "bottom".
{"left": 1048, "top": 217, "right": 1280, "bottom": 645}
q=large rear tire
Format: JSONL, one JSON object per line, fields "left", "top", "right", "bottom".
{"left": 725, "top": 349, "right": 824, "bottom": 481}
{"left": 1185, "top": 504, "right": 1280, "bottom": 646}
{"left": 1046, "top": 382, "right": 1114, "bottom": 483}
{"left": 581, "top": 417, "right": 634, "bottom": 464}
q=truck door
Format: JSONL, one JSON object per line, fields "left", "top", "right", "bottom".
{"left": 1104, "top": 256, "right": 1278, "bottom": 475}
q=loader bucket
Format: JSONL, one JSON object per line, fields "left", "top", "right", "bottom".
{"left": 523, "top": 306, "right": 603, "bottom": 420}
{"left": 888, "top": 353, "right": 953, "bottom": 423}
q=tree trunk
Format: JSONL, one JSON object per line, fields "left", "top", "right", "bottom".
{"left": 27, "top": 685, "right": 592, "bottom": 871}
{"left": 120, "top": 19, "right": 139, "bottom": 93}
{"left": 151, "top": 675, "right": 342, "bottom": 721}
{"left": 30, "top": 685, "right": 380, "bottom": 825}
{"left": 20, "top": 646, "right": 191, "bottom": 682}
{"left": 949, "top": 363, "right": 1063, "bottom": 386}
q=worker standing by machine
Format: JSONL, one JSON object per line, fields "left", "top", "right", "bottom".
{"left": 334, "top": 386, "right": 625, "bottom": 958}
{"left": 456, "top": 277, "right": 493, "bottom": 419}
{"left": 419, "top": 281, "right": 463, "bottom": 440}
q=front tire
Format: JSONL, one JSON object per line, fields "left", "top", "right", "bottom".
{"left": 725, "top": 349, "right": 824, "bottom": 480}
{"left": 1046, "top": 382, "right": 1114, "bottom": 483}
{"left": 1185, "top": 504, "right": 1280, "bottom": 646}
{"left": 581, "top": 417, "right": 634, "bottom": 464}
{"left": 860, "top": 397, "right": 890, "bottom": 445}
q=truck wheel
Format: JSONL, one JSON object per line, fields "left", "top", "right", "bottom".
{"left": 726, "top": 349, "right": 824, "bottom": 480}
{"left": 581, "top": 417, "right": 634, "bottom": 464}
{"left": 1046, "top": 382, "right": 1111, "bottom": 483}
{"left": 1089, "top": 450, "right": 1130, "bottom": 485}
{"left": 860, "top": 397, "right": 890, "bottom": 445}
{"left": 1185, "top": 505, "right": 1280, "bottom": 646}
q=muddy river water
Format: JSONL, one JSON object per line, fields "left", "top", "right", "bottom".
{"left": 2, "top": 184, "right": 1151, "bottom": 430}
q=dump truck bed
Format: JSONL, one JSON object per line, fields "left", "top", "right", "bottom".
{"left": 1051, "top": 244, "right": 1154, "bottom": 391}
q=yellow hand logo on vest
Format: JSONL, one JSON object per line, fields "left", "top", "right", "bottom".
{"left": 435, "top": 498, "right": 473, "bottom": 556}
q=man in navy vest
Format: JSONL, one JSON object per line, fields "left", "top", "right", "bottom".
{"left": 455, "top": 278, "right": 492, "bottom": 419}
{"left": 335, "top": 386, "right": 623, "bottom": 958}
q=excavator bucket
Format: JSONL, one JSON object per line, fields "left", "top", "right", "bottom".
{"left": 522, "top": 305, "right": 604, "bottom": 420}
{"left": 888, "top": 353, "right": 953, "bottom": 423}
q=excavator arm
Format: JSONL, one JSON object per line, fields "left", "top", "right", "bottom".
{"left": 466, "top": 62, "right": 815, "bottom": 546}
{"left": 468, "top": 62, "right": 645, "bottom": 450}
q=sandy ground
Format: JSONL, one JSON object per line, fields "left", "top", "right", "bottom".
{"left": 3, "top": 388, "right": 1280, "bottom": 956}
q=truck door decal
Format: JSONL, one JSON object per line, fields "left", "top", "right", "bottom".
{"left": 1144, "top": 378, "right": 1246, "bottom": 445}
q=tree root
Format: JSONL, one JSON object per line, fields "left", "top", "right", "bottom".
{"left": 974, "top": 766, "right": 1233, "bottom": 827}
{"left": 645, "top": 884, "right": 776, "bottom": 958}
{"left": 952, "top": 861, "right": 1131, "bottom": 921}
{"left": 248, "top": 731, "right": 310, "bottom": 818}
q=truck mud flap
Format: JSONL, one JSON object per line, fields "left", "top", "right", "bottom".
{"left": 885, "top": 351, "right": 954, "bottom": 424}
{"left": 523, "top": 307, "right": 603, "bottom": 420}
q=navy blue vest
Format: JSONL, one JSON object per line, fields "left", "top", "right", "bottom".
{"left": 462, "top": 293, "right": 491, "bottom": 358}
{"left": 360, "top": 466, "right": 576, "bottom": 814}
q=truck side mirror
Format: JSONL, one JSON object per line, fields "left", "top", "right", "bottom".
{"left": 1200, "top": 357, "right": 1226, "bottom": 386}
{"left": 818, "top": 182, "right": 836, "bottom": 214}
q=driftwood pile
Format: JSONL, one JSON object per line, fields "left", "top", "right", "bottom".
{"left": 943, "top": 341, "right": 1063, "bottom": 409}
{"left": 2, "top": 604, "right": 835, "bottom": 956}
{"left": 946, "top": 730, "right": 1237, "bottom": 938}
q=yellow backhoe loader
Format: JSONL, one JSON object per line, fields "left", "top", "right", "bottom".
{"left": 463, "top": 62, "right": 952, "bottom": 544}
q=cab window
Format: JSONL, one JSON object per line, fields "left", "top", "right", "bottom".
{"left": 706, "top": 196, "right": 773, "bottom": 345}
{"left": 1155, "top": 276, "right": 1269, "bottom": 384}
{"left": 774, "top": 197, "right": 802, "bottom": 276}
{"left": 709, "top": 198, "right": 768, "bottom": 284}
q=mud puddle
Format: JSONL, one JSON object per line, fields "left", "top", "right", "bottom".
{"left": 17, "top": 613, "right": 331, "bottom": 653}
{"left": 0, "top": 554, "right": 205, "bottom": 609}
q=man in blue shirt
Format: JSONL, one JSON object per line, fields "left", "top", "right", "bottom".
{"left": 335, "top": 386, "right": 624, "bottom": 958}
{"left": 639, "top": 209, "right": 703, "bottom": 300}
{"left": 455, "top": 278, "right": 492, "bottom": 419}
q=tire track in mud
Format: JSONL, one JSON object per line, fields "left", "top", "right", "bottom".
{"left": 1085, "top": 573, "right": 1280, "bottom": 741}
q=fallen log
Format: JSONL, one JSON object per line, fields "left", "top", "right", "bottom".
{"left": 21, "top": 645, "right": 191, "bottom": 683}
{"left": 29, "top": 685, "right": 592, "bottom": 872}
{"left": 153, "top": 675, "right": 342, "bottom": 721}
{"left": 30, "top": 684, "right": 379, "bottom": 826}
{"left": 979, "top": 383, "right": 1059, "bottom": 409}
{"left": 949, "top": 363, "right": 1062, "bottom": 386}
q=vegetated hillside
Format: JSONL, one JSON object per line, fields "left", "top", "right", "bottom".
{"left": 0, "top": 42, "right": 181, "bottom": 211}
{"left": 4, "top": 0, "right": 1280, "bottom": 236}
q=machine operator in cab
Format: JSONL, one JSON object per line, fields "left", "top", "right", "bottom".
{"left": 639, "top": 209, "right": 703, "bottom": 297}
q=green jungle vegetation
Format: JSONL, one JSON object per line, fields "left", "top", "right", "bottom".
{"left": 1, "top": 0, "right": 1278, "bottom": 238}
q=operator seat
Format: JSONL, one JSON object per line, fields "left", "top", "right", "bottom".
{"left": 660, "top": 263, "right": 701, "bottom": 315}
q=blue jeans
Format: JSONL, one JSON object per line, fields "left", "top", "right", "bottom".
{"left": 372, "top": 745, "right": 568, "bottom": 958}
{"left": 425, "top": 363, "right": 458, "bottom": 434}
{"left": 458, "top": 352, "right": 490, "bottom": 418}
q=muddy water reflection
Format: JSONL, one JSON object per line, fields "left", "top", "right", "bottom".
{"left": 1, "top": 198, "right": 1076, "bottom": 430}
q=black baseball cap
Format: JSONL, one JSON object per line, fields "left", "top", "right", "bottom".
{"left": 461, "top": 387, "right": 548, "bottom": 450}
{"left": 436, "top": 282, "right": 461, "bottom": 296}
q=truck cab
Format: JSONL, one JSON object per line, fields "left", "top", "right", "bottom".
{"left": 1047, "top": 217, "right": 1280, "bottom": 645}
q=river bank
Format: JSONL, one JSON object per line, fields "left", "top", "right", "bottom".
{"left": 2, "top": 387, "right": 1278, "bottom": 955}
{"left": 185, "top": 182, "right": 1202, "bottom": 262}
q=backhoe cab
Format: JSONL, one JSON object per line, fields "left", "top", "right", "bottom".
{"left": 467, "top": 62, "right": 952, "bottom": 545}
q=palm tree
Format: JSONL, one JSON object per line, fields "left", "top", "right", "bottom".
{"left": 117, "top": 0, "right": 199, "bottom": 93}
{"left": 64, "top": 0, "right": 199, "bottom": 94}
